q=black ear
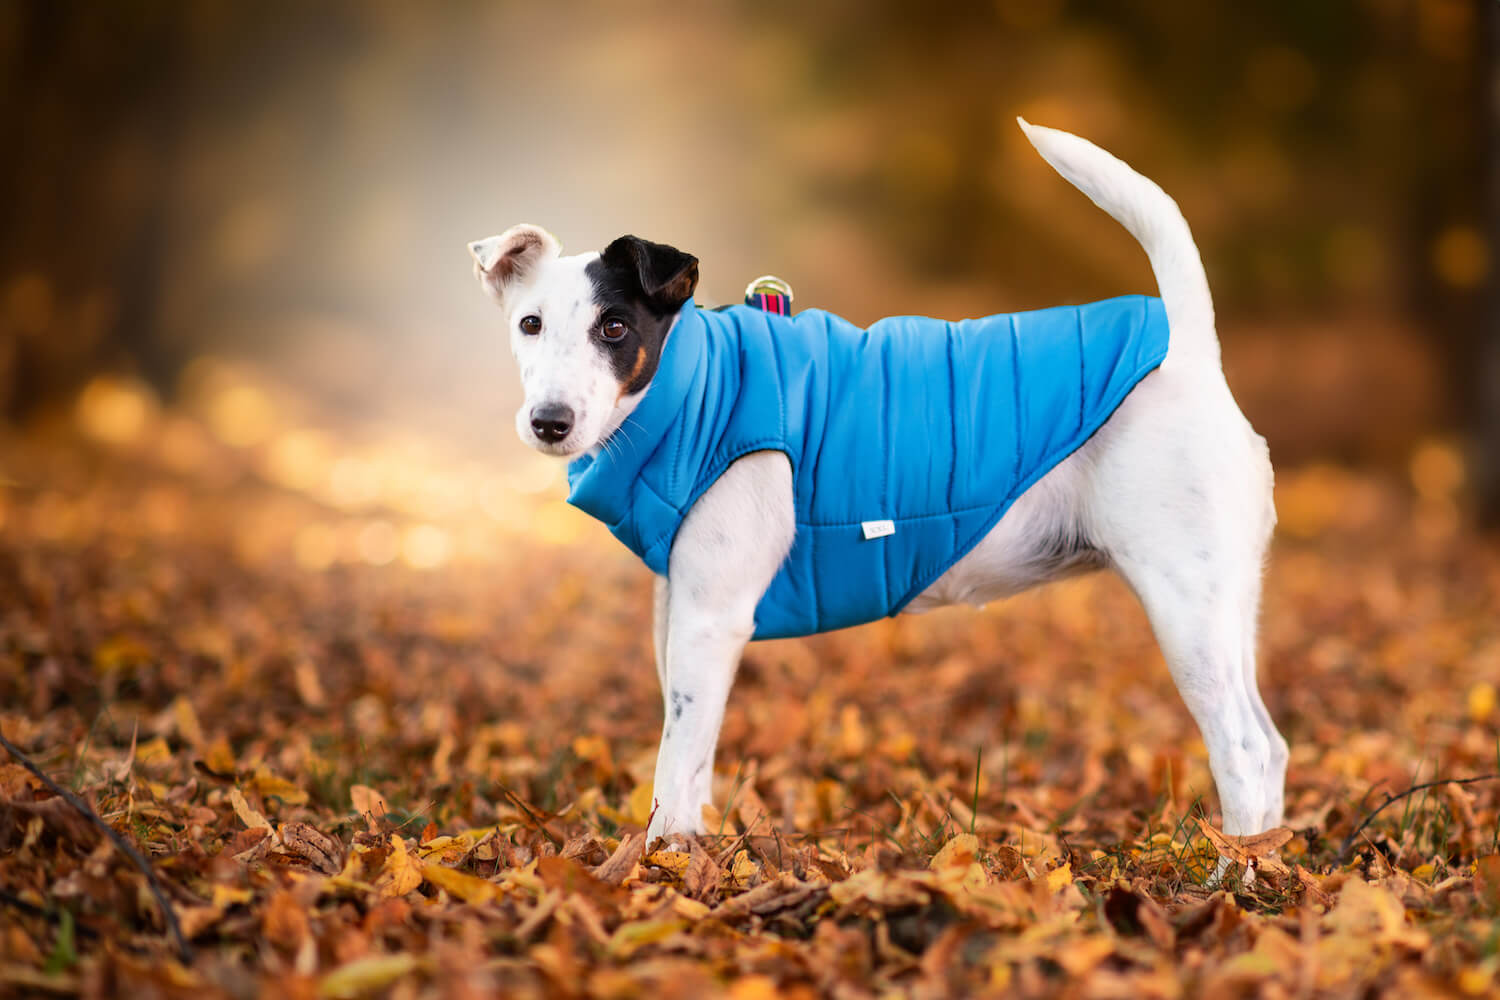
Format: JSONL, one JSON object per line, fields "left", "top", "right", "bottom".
{"left": 601, "top": 235, "right": 699, "bottom": 313}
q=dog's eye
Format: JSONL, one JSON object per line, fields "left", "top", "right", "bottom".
{"left": 599, "top": 319, "right": 628, "bottom": 343}
{"left": 519, "top": 315, "right": 542, "bottom": 335}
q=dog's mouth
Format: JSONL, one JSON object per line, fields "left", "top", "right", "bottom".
{"left": 527, "top": 436, "right": 588, "bottom": 458}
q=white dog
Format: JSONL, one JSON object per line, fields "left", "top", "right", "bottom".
{"left": 468, "top": 120, "right": 1286, "bottom": 847}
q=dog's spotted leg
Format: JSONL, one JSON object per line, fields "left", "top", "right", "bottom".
{"left": 646, "top": 451, "right": 794, "bottom": 845}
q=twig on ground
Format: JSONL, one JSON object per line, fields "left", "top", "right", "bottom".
{"left": 0, "top": 727, "right": 193, "bottom": 963}
{"left": 1337, "top": 772, "right": 1500, "bottom": 862}
{"left": 494, "top": 782, "right": 562, "bottom": 848}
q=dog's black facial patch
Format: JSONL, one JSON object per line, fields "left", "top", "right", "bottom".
{"left": 586, "top": 236, "right": 700, "bottom": 397}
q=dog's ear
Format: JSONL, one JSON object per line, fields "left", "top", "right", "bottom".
{"left": 601, "top": 235, "right": 699, "bottom": 313}
{"left": 468, "top": 224, "right": 560, "bottom": 303}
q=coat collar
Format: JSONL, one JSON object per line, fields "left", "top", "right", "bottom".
{"left": 565, "top": 299, "right": 706, "bottom": 526}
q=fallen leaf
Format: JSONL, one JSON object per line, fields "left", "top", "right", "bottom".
{"left": 251, "top": 768, "right": 309, "bottom": 807}
{"left": 279, "top": 821, "right": 343, "bottom": 874}
{"left": 1196, "top": 819, "right": 1293, "bottom": 868}
{"left": 316, "top": 953, "right": 419, "bottom": 999}
{"left": 376, "top": 835, "right": 424, "bottom": 897}
{"left": 684, "top": 837, "right": 722, "bottom": 900}
{"left": 349, "top": 784, "right": 388, "bottom": 819}
{"left": 593, "top": 833, "right": 644, "bottom": 886}
{"left": 423, "top": 863, "right": 498, "bottom": 903}
{"left": 229, "top": 787, "right": 270, "bottom": 830}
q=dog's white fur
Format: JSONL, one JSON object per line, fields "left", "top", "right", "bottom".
{"left": 470, "top": 120, "right": 1286, "bottom": 845}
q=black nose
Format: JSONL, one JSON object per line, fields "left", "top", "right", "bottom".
{"left": 530, "top": 403, "right": 574, "bottom": 443}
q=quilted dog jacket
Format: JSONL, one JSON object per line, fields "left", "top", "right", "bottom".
{"left": 566, "top": 295, "right": 1170, "bottom": 639}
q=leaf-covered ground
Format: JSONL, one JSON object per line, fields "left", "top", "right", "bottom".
{"left": 2, "top": 374, "right": 1499, "bottom": 998}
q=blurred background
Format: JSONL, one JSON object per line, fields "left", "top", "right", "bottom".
{"left": 1, "top": 0, "right": 1496, "bottom": 567}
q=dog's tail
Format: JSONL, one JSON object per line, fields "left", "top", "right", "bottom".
{"left": 1017, "top": 117, "right": 1218, "bottom": 364}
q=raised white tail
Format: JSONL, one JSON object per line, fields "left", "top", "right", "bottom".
{"left": 1017, "top": 118, "right": 1218, "bottom": 364}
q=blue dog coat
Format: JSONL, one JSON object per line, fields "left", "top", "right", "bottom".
{"left": 566, "top": 295, "right": 1169, "bottom": 640}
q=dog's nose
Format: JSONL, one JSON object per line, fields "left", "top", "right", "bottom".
{"left": 530, "top": 403, "right": 574, "bottom": 443}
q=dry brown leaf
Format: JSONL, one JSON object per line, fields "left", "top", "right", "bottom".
{"left": 263, "top": 888, "right": 310, "bottom": 951}
{"left": 1196, "top": 819, "right": 1293, "bottom": 866}
{"left": 684, "top": 837, "right": 722, "bottom": 900}
{"left": 279, "top": 821, "right": 343, "bottom": 874}
{"left": 593, "top": 832, "right": 645, "bottom": 886}
{"left": 227, "top": 825, "right": 273, "bottom": 865}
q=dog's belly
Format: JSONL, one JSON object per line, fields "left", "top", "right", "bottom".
{"left": 902, "top": 447, "right": 1106, "bottom": 613}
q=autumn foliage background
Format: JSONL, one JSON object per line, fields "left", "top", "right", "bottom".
{"left": 2, "top": 3, "right": 1499, "bottom": 998}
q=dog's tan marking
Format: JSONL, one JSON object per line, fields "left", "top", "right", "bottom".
{"left": 618, "top": 346, "right": 647, "bottom": 401}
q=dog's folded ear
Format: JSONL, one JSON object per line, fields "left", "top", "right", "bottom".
{"left": 601, "top": 235, "right": 699, "bottom": 313}
{"left": 468, "top": 224, "right": 560, "bottom": 303}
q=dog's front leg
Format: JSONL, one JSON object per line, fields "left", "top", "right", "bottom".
{"left": 646, "top": 451, "right": 794, "bottom": 843}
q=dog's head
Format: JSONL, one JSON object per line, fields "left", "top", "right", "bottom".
{"left": 468, "top": 225, "right": 699, "bottom": 456}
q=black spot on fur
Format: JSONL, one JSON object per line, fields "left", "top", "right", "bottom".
{"left": 586, "top": 235, "right": 700, "bottom": 396}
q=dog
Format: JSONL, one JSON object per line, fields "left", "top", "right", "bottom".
{"left": 468, "top": 119, "right": 1286, "bottom": 849}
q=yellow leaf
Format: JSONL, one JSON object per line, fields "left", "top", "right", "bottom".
{"left": 1458, "top": 964, "right": 1495, "bottom": 996}
{"left": 607, "top": 918, "right": 687, "bottom": 959}
{"left": 423, "top": 864, "right": 498, "bottom": 904}
{"left": 134, "top": 737, "right": 172, "bottom": 766}
{"left": 377, "top": 836, "right": 425, "bottom": 898}
{"left": 92, "top": 634, "right": 153, "bottom": 674}
{"left": 833, "top": 704, "right": 868, "bottom": 759}
{"left": 572, "top": 734, "right": 614, "bottom": 775}
{"left": 172, "top": 696, "right": 205, "bottom": 748}
{"left": 829, "top": 868, "right": 932, "bottom": 908}
{"left": 211, "top": 885, "right": 255, "bottom": 908}
{"left": 672, "top": 896, "right": 711, "bottom": 920}
{"left": 644, "top": 850, "right": 691, "bottom": 879}
{"left": 317, "top": 953, "right": 419, "bottom": 999}
{"left": 1468, "top": 682, "right": 1496, "bottom": 723}
{"left": 728, "top": 976, "right": 780, "bottom": 1000}
{"left": 416, "top": 835, "right": 460, "bottom": 857}
{"left": 1054, "top": 935, "right": 1115, "bottom": 976}
{"left": 627, "top": 782, "right": 655, "bottom": 827}
{"left": 931, "top": 833, "right": 980, "bottom": 871}
{"left": 1045, "top": 863, "right": 1073, "bottom": 893}
{"left": 876, "top": 729, "right": 916, "bottom": 761}
{"left": 229, "top": 787, "right": 270, "bottom": 830}
{"left": 1324, "top": 878, "right": 1428, "bottom": 951}
{"left": 729, "top": 849, "right": 759, "bottom": 887}
{"left": 251, "top": 767, "right": 309, "bottom": 806}
{"left": 203, "top": 737, "right": 237, "bottom": 775}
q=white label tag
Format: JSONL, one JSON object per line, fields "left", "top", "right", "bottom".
{"left": 861, "top": 519, "right": 896, "bottom": 540}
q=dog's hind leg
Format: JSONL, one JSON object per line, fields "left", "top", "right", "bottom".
{"left": 1113, "top": 545, "right": 1276, "bottom": 837}
{"left": 1239, "top": 573, "right": 1287, "bottom": 832}
{"left": 1086, "top": 391, "right": 1283, "bottom": 837}
{"left": 647, "top": 450, "right": 795, "bottom": 843}
{"left": 1237, "top": 448, "right": 1287, "bottom": 831}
